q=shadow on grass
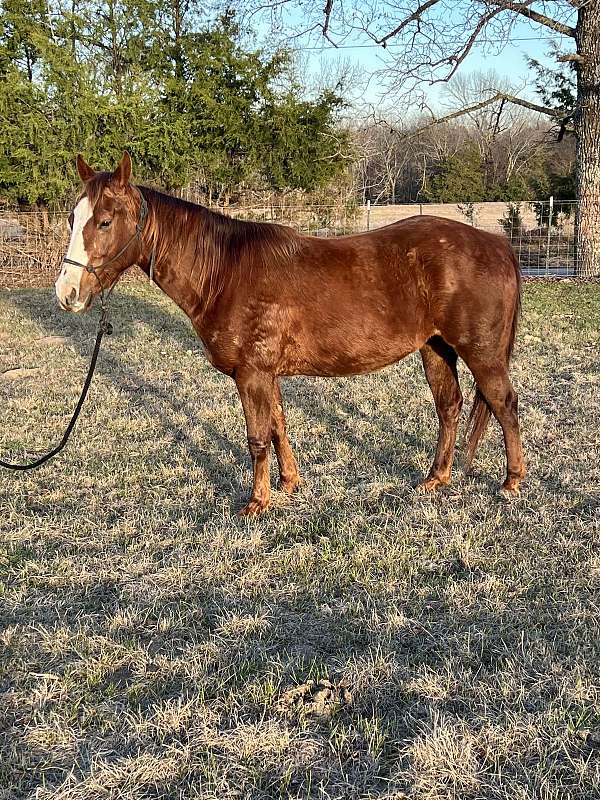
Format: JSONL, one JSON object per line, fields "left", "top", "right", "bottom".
{"left": 4, "top": 531, "right": 595, "bottom": 798}
{"left": 3, "top": 288, "right": 249, "bottom": 514}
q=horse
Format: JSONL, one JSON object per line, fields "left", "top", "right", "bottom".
{"left": 55, "top": 153, "right": 525, "bottom": 515}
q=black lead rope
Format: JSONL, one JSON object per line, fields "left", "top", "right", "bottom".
{"left": 0, "top": 307, "right": 113, "bottom": 471}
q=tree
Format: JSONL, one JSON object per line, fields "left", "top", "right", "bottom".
{"left": 345, "top": 119, "right": 412, "bottom": 203}
{"left": 424, "top": 145, "right": 486, "bottom": 203}
{"left": 249, "top": 0, "right": 600, "bottom": 277}
{"left": 0, "top": 4, "right": 350, "bottom": 207}
{"left": 259, "top": 89, "right": 349, "bottom": 193}
{"left": 0, "top": 0, "right": 98, "bottom": 213}
{"left": 443, "top": 70, "right": 549, "bottom": 200}
{"left": 348, "top": 106, "right": 555, "bottom": 206}
{"left": 529, "top": 44, "right": 577, "bottom": 122}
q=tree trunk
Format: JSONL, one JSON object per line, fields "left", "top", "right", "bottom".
{"left": 575, "top": 1, "right": 600, "bottom": 277}
{"left": 35, "top": 200, "right": 49, "bottom": 232}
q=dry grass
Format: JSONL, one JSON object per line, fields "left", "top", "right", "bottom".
{"left": 1, "top": 281, "right": 599, "bottom": 800}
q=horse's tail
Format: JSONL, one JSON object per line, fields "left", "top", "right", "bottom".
{"left": 464, "top": 250, "right": 521, "bottom": 469}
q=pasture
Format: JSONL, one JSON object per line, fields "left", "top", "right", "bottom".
{"left": 1, "top": 281, "right": 599, "bottom": 799}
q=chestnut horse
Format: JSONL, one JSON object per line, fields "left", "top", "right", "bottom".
{"left": 55, "top": 153, "right": 525, "bottom": 515}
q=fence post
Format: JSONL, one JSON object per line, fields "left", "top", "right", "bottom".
{"left": 366, "top": 199, "right": 371, "bottom": 231}
{"left": 546, "top": 195, "right": 554, "bottom": 272}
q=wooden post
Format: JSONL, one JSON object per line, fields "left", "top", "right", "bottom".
{"left": 546, "top": 195, "right": 554, "bottom": 273}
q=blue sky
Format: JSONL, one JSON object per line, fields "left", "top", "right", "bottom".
{"left": 261, "top": 8, "right": 577, "bottom": 114}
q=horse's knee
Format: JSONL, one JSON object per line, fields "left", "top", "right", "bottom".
{"left": 248, "top": 437, "right": 270, "bottom": 459}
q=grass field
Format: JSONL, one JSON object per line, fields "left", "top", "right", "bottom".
{"left": 1, "top": 281, "right": 599, "bottom": 800}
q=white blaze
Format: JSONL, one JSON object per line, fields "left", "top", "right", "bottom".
{"left": 55, "top": 197, "right": 93, "bottom": 311}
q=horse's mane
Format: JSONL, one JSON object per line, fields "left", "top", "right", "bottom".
{"left": 85, "top": 173, "right": 301, "bottom": 310}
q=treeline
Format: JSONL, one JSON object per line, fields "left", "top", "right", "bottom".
{"left": 0, "top": 2, "right": 349, "bottom": 209}
{"left": 352, "top": 100, "right": 575, "bottom": 206}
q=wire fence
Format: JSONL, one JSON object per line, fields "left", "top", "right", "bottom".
{"left": 0, "top": 199, "right": 579, "bottom": 289}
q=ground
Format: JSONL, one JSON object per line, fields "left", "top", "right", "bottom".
{"left": 0, "top": 282, "right": 599, "bottom": 800}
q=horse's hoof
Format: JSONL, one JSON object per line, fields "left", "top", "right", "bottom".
{"left": 278, "top": 476, "right": 300, "bottom": 495}
{"left": 417, "top": 476, "right": 449, "bottom": 493}
{"left": 500, "top": 478, "right": 521, "bottom": 498}
{"left": 238, "top": 498, "right": 270, "bottom": 517}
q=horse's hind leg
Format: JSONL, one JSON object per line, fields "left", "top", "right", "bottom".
{"left": 463, "top": 358, "right": 525, "bottom": 494}
{"left": 419, "top": 336, "right": 463, "bottom": 491}
{"left": 271, "top": 380, "right": 300, "bottom": 494}
{"left": 235, "top": 367, "right": 275, "bottom": 516}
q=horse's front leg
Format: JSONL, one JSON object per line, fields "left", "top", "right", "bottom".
{"left": 235, "top": 367, "right": 275, "bottom": 516}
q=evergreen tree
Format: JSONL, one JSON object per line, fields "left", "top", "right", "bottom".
{"left": 424, "top": 146, "right": 486, "bottom": 204}
{"left": 259, "top": 89, "right": 348, "bottom": 192}
{"left": 0, "top": 4, "right": 349, "bottom": 207}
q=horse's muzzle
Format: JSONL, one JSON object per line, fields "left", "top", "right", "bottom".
{"left": 56, "top": 286, "right": 93, "bottom": 313}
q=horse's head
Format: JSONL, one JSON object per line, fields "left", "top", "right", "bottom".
{"left": 55, "top": 152, "right": 145, "bottom": 313}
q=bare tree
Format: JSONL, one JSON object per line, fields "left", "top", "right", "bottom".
{"left": 362, "top": 123, "right": 412, "bottom": 202}
{"left": 444, "top": 70, "right": 548, "bottom": 193}
{"left": 247, "top": 1, "right": 600, "bottom": 276}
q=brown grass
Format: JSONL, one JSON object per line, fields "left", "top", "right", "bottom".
{"left": 1, "top": 282, "right": 599, "bottom": 799}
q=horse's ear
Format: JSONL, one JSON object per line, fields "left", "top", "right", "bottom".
{"left": 111, "top": 151, "right": 132, "bottom": 192}
{"left": 76, "top": 154, "right": 96, "bottom": 182}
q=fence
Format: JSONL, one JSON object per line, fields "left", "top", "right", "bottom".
{"left": 366, "top": 200, "right": 578, "bottom": 277}
{"left": 0, "top": 199, "right": 579, "bottom": 289}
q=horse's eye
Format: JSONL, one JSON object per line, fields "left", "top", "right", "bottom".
{"left": 99, "top": 219, "right": 112, "bottom": 229}
{"left": 68, "top": 212, "right": 74, "bottom": 231}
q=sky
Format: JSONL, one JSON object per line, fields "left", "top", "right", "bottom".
{"left": 253, "top": 5, "right": 577, "bottom": 116}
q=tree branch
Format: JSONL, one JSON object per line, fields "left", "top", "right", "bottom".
{"left": 374, "top": 0, "right": 442, "bottom": 46}
{"left": 350, "top": 0, "right": 576, "bottom": 51}
{"left": 396, "top": 92, "right": 566, "bottom": 140}
{"left": 557, "top": 52, "right": 584, "bottom": 63}
{"left": 435, "top": 8, "right": 504, "bottom": 83}
{"left": 489, "top": 1, "right": 576, "bottom": 37}
{"left": 322, "top": 0, "right": 337, "bottom": 46}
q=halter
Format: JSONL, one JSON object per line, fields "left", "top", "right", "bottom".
{"left": 62, "top": 190, "right": 156, "bottom": 309}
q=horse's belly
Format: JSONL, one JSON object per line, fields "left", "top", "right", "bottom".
{"left": 279, "top": 330, "right": 424, "bottom": 377}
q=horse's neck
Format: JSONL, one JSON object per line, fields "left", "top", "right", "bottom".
{"left": 138, "top": 247, "right": 198, "bottom": 319}
{"left": 139, "top": 207, "right": 222, "bottom": 325}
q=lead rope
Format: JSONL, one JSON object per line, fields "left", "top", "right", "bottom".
{"left": 149, "top": 246, "right": 156, "bottom": 284}
{"left": 0, "top": 304, "right": 112, "bottom": 471}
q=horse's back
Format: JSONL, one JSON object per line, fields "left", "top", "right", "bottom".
{"left": 299, "top": 213, "right": 518, "bottom": 312}
{"left": 216, "top": 214, "right": 520, "bottom": 377}
{"left": 293, "top": 214, "right": 519, "bottom": 366}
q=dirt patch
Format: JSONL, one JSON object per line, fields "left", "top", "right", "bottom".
{"left": 36, "top": 335, "right": 70, "bottom": 346}
{"left": 0, "top": 367, "right": 40, "bottom": 381}
{"left": 276, "top": 679, "right": 352, "bottom": 721}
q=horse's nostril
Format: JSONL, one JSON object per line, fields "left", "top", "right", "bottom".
{"left": 64, "top": 287, "right": 77, "bottom": 307}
